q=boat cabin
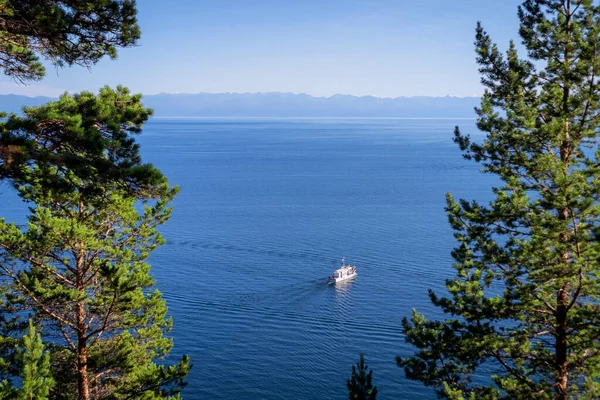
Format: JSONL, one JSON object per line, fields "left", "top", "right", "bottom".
{"left": 334, "top": 267, "right": 354, "bottom": 279}
{"left": 329, "top": 263, "right": 357, "bottom": 283}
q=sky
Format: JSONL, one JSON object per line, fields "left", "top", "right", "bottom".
{"left": 0, "top": 0, "right": 525, "bottom": 98}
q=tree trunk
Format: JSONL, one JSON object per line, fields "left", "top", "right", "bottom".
{"left": 77, "top": 330, "right": 90, "bottom": 400}
{"left": 555, "top": 288, "right": 568, "bottom": 400}
{"left": 555, "top": 3, "right": 571, "bottom": 398}
{"left": 76, "top": 233, "right": 90, "bottom": 400}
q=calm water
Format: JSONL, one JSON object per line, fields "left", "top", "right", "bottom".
{"left": 1, "top": 118, "right": 495, "bottom": 399}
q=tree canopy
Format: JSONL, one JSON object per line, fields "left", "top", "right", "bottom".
{"left": 0, "top": 87, "right": 190, "bottom": 399}
{"left": 0, "top": 0, "right": 140, "bottom": 82}
{"left": 399, "top": 0, "right": 600, "bottom": 399}
{"left": 0, "top": 85, "right": 166, "bottom": 199}
{"left": 0, "top": 0, "right": 191, "bottom": 397}
{"left": 348, "top": 353, "right": 378, "bottom": 400}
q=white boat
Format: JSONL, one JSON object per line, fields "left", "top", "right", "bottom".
{"left": 329, "top": 258, "right": 357, "bottom": 283}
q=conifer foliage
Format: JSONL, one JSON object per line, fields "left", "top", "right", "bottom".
{"left": 347, "top": 353, "right": 377, "bottom": 400}
{"left": 0, "top": 87, "right": 190, "bottom": 399}
{"left": 399, "top": 1, "right": 600, "bottom": 398}
{"left": 0, "top": 0, "right": 190, "bottom": 397}
{"left": 0, "top": 0, "right": 140, "bottom": 82}
{"left": 0, "top": 320, "right": 54, "bottom": 399}
{"left": 17, "top": 321, "right": 54, "bottom": 400}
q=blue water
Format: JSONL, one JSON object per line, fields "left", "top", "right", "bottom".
{"left": 1, "top": 118, "right": 495, "bottom": 399}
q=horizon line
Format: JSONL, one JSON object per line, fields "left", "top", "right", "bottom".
{"left": 0, "top": 91, "right": 483, "bottom": 100}
{"left": 150, "top": 116, "right": 479, "bottom": 120}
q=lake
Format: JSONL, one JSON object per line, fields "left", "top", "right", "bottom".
{"left": 1, "top": 118, "right": 495, "bottom": 399}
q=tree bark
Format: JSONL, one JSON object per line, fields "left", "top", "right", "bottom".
{"left": 77, "top": 324, "right": 90, "bottom": 400}
{"left": 76, "top": 230, "right": 90, "bottom": 400}
{"left": 555, "top": 288, "right": 568, "bottom": 400}
{"left": 555, "top": 2, "right": 571, "bottom": 398}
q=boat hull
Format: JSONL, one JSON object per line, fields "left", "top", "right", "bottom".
{"left": 330, "top": 272, "right": 357, "bottom": 283}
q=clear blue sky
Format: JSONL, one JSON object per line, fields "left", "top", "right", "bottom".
{"left": 0, "top": 0, "right": 524, "bottom": 98}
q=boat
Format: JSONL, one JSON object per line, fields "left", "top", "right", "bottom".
{"left": 329, "top": 258, "right": 357, "bottom": 283}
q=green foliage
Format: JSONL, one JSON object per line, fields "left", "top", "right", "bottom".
{"left": 18, "top": 320, "right": 54, "bottom": 400}
{"left": 0, "top": 85, "right": 165, "bottom": 201}
{"left": 0, "top": 0, "right": 140, "bottom": 82}
{"left": 347, "top": 353, "right": 377, "bottom": 400}
{"left": 398, "top": 1, "right": 600, "bottom": 399}
{"left": 0, "top": 320, "right": 54, "bottom": 399}
{"left": 0, "top": 88, "right": 190, "bottom": 399}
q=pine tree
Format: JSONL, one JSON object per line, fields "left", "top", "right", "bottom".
{"left": 0, "top": 87, "right": 190, "bottom": 399}
{"left": 0, "top": 278, "right": 24, "bottom": 388}
{"left": 347, "top": 353, "right": 377, "bottom": 400}
{"left": 0, "top": 320, "right": 54, "bottom": 399}
{"left": 398, "top": 1, "right": 600, "bottom": 398}
{"left": 18, "top": 320, "right": 54, "bottom": 400}
{"left": 0, "top": 0, "right": 140, "bottom": 82}
{"left": 0, "top": 85, "right": 166, "bottom": 197}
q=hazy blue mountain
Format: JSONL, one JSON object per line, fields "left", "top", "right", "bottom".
{"left": 0, "top": 95, "right": 55, "bottom": 114}
{"left": 142, "top": 93, "right": 480, "bottom": 117}
{"left": 0, "top": 92, "right": 480, "bottom": 118}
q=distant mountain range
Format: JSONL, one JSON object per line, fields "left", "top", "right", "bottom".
{"left": 0, "top": 92, "right": 481, "bottom": 118}
{"left": 0, "top": 94, "right": 55, "bottom": 114}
